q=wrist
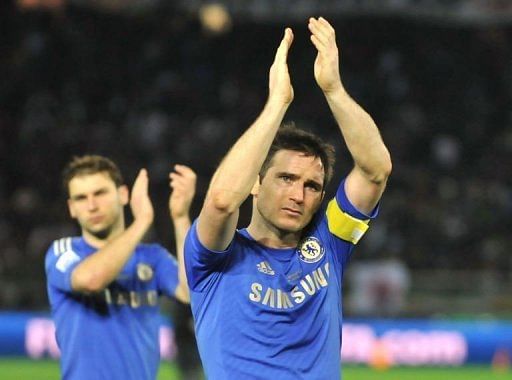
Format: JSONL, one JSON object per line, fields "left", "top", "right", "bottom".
{"left": 323, "top": 82, "right": 346, "bottom": 99}
{"left": 264, "top": 96, "right": 291, "bottom": 115}
{"left": 172, "top": 216, "right": 191, "bottom": 229}
{"left": 131, "top": 216, "right": 153, "bottom": 234}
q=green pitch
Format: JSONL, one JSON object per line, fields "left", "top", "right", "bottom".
{"left": 0, "top": 359, "right": 511, "bottom": 380}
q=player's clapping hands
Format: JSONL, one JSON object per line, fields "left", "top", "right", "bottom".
{"left": 169, "top": 165, "right": 197, "bottom": 222}
{"left": 268, "top": 27, "right": 294, "bottom": 106}
{"left": 130, "top": 169, "right": 154, "bottom": 227}
{"left": 308, "top": 17, "right": 343, "bottom": 94}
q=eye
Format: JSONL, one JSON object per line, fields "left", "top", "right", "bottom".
{"left": 279, "top": 175, "right": 292, "bottom": 182}
{"left": 94, "top": 188, "right": 109, "bottom": 197}
{"left": 305, "top": 182, "right": 322, "bottom": 192}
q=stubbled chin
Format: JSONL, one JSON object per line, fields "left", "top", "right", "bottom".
{"left": 86, "top": 225, "right": 112, "bottom": 240}
{"left": 276, "top": 218, "right": 305, "bottom": 233}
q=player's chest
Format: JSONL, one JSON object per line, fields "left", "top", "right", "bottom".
{"left": 223, "top": 240, "right": 333, "bottom": 311}
{"left": 100, "top": 260, "right": 158, "bottom": 306}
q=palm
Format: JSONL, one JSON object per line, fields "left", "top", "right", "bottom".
{"left": 314, "top": 52, "right": 340, "bottom": 93}
{"left": 309, "top": 17, "right": 342, "bottom": 94}
{"left": 268, "top": 28, "right": 294, "bottom": 105}
{"left": 169, "top": 192, "right": 192, "bottom": 219}
{"left": 314, "top": 54, "right": 324, "bottom": 88}
{"left": 130, "top": 169, "right": 154, "bottom": 224}
{"left": 169, "top": 165, "right": 196, "bottom": 220}
{"left": 269, "top": 66, "right": 293, "bottom": 104}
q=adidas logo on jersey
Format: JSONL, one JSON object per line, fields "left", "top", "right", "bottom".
{"left": 256, "top": 261, "right": 275, "bottom": 275}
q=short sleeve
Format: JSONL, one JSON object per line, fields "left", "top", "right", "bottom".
{"left": 45, "top": 238, "right": 82, "bottom": 292}
{"left": 184, "top": 219, "right": 234, "bottom": 292}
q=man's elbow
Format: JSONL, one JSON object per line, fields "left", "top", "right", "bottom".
{"left": 378, "top": 157, "right": 392, "bottom": 183}
{"left": 367, "top": 155, "right": 392, "bottom": 185}
{"left": 206, "top": 189, "right": 241, "bottom": 215}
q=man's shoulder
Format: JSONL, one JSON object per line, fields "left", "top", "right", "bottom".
{"left": 45, "top": 237, "right": 83, "bottom": 275}
{"left": 47, "top": 236, "right": 82, "bottom": 257}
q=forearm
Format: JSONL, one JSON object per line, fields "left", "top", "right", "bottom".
{"left": 172, "top": 216, "right": 191, "bottom": 302}
{"left": 325, "top": 86, "right": 391, "bottom": 183}
{"left": 208, "top": 99, "right": 289, "bottom": 210}
{"left": 72, "top": 220, "right": 149, "bottom": 292}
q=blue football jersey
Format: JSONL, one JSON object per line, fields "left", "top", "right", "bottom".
{"left": 185, "top": 180, "right": 378, "bottom": 379}
{"left": 45, "top": 237, "right": 179, "bottom": 380}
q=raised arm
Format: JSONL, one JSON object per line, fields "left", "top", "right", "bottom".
{"left": 169, "top": 164, "right": 196, "bottom": 303}
{"left": 308, "top": 17, "right": 392, "bottom": 214}
{"left": 71, "top": 169, "right": 154, "bottom": 293}
{"left": 197, "top": 28, "right": 295, "bottom": 250}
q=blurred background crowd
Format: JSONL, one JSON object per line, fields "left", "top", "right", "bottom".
{"left": 0, "top": 0, "right": 511, "bottom": 322}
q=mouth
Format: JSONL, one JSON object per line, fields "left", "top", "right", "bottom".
{"left": 88, "top": 215, "right": 105, "bottom": 224}
{"left": 282, "top": 207, "right": 302, "bottom": 216}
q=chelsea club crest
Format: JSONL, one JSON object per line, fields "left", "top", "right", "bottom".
{"left": 298, "top": 236, "right": 325, "bottom": 263}
{"left": 137, "top": 263, "right": 154, "bottom": 282}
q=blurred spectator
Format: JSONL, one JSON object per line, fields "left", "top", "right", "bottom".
{"left": 347, "top": 258, "right": 411, "bottom": 317}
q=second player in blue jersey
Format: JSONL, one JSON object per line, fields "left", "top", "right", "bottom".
{"left": 46, "top": 156, "right": 196, "bottom": 380}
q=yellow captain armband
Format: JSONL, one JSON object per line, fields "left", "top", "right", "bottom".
{"left": 326, "top": 199, "right": 370, "bottom": 244}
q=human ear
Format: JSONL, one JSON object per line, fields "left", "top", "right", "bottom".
{"left": 250, "top": 176, "right": 261, "bottom": 196}
{"left": 67, "top": 199, "right": 77, "bottom": 219}
{"left": 118, "top": 185, "right": 129, "bottom": 205}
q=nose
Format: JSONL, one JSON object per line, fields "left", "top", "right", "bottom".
{"left": 289, "top": 182, "right": 304, "bottom": 203}
{"left": 86, "top": 196, "right": 98, "bottom": 211}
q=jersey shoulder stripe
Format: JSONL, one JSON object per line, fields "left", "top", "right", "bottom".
{"left": 326, "top": 199, "right": 370, "bottom": 244}
{"left": 51, "top": 237, "right": 81, "bottom": 272}
{"left": 52, "top": 237, "right": 73, "bottom": 256}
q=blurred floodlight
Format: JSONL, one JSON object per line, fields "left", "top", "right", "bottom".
{"left": 199, "top": 3, "right": 232, "bottom": 35}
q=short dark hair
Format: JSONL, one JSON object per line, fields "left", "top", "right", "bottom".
{"left": 259, "top": 123, "right": 336, "bottom": 189}
{"left": 62, "top": 155, "right": 124, "bottom": 195}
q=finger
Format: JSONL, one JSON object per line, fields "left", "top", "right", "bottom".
{"left": 170, "top": 172, "right": 188, "bottom": 182}
{"left": 170, "top": 187, "right": 191, "bottom": 203}
{"left": 310, "top": 34, "right": 325, "bottom": 53}
{"left": 274, "top": 27, "right": 294, "bottom": 64}
{"left": 180, "top": 166, "right": 197, "bottom": 180}
{"left": 280, "top": 28, "right": 294, "bottom": 51}
{"left": 171, "top": 167, "right": 184, "bottom": 178}
{"left": 285, "top": 27, "right": 294, "bottom": 46}
{"left": 170, "top": 180, "right": 185, "bottom": 192}
{"left": 170, "top": 177, "right": 194, "bottom": 192}
{"left": 135, "top": 168, "right": 148, "bottom": 186}
{"left": 173, "top": 164, "right": 188, "bottom": 174}
{"left": 308, "top": 18, "right": 329, "bottom": 46}
{"left": 318, "top": 17, "right": 335, "bottom": 34}
{"left": 173, "top": 164, "right": 197, "bottom": 180}
{"left": 170, "top": 176, "right": 193, "bottom": 190}
{"left": 132, "top": 168, "right": 149, "bottom": 197}
{"left": 170, "top": 183, "right": 183, "bottom": 192}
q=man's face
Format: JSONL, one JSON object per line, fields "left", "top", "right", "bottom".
{"left": 67, "top": 172, "right": 128, "bottom": 239}
{"left": 254, "top": 149, "right": 325, "bottom": 234}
